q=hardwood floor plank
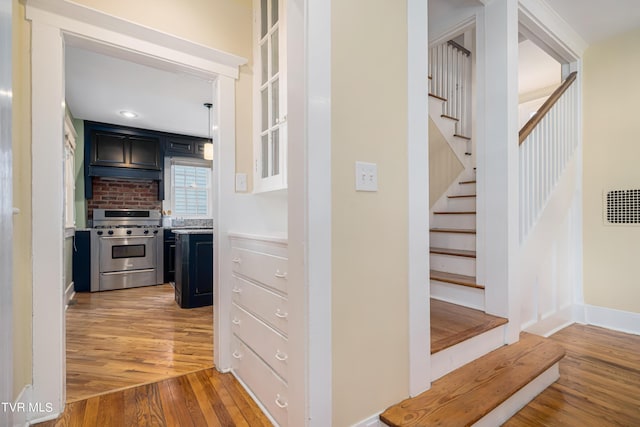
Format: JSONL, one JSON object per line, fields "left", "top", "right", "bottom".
{"left": 156, "top": 378, "right": 183, "bottom": 427}
{"left": 145, "top": 383, "right": 168, "bottom": 427}
{"left": 186, "top": 371, "right": 224, "bottom": 427}
{"left": 505, "top": 323, "right": 640, "bottom": 426}
{"left": 95, "top": 390, "right": 125, "bottom": 427}
{"left": 219, "top": 372, "right": 274, "bottom": 427}
{"left": 66, "top": 284, "right": 213, "bottom": 402}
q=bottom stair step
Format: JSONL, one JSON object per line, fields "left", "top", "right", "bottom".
{"left": 430, "top": 270, "right": 484, "bottom": 289}
{"left": 380, "top": 333, "right": 565, "bottom": 427}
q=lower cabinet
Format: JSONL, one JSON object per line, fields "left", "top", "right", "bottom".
{"left": 229, "top": 234, "right": 289, "bottom": 426}
{"left": 72, "top": 230, "right": 91, "bottom": 292}
{"left": 175, "top": 232, "right": 213, "bottom": 308}
{"left": 163, "top": 228, "right": 176, "bottom": 283}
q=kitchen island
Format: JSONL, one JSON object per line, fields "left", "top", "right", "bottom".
{"left": 173, "top": 229, "right": 213, "bottom": 308}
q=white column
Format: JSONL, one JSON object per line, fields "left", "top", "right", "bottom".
{"left": 407, "top": 0, "right": 431, "bottom": 395}
{"left": 479, "top": 0, "right": 520, "bottom": 342}
{"left": 30, "top": 20, "right": 66, "bottom": 416}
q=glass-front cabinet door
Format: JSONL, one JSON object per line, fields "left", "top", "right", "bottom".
{"left": 254, "top": 0, "right": 287, "bottom": 192}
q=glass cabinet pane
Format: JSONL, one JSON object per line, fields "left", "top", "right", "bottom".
{"left": 272, "top": 0, "right": 278, "bottom": 25}
{"left": 272, "top": 129, "right": 279, "bottom": 175}
{"left": 272, "top": 79, "right": 279, "bottom": 126}
{"left": 271, "top": 30, "right": 279, "bottom": 77}
{"left": 261, "top": 42, "right": 268, "bottom": 84}
{"left": 261, "top": 0, "right": 268, "bottom": 38}
{"left": 261, "top": 88, "right": 269, "bottom": 131}
{"left": 261, "top": 134, "right": 269, "bottom": 178}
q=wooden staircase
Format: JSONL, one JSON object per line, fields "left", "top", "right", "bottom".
{"left": 380, "top": 333, "right": 566, "bottom": 427}
{"left": 430, "top": 179, "right": 484, "bottom": 311}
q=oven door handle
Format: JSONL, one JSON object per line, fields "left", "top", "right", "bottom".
{"left": 101, "top": 269, "right": 157, "bottom": 276}
{"left": 99, "top": 235, "right": 157, "bottom": 240}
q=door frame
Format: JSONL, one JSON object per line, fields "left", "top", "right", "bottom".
{"left": 25, "top": 0, "right": 245, "bottom": 420}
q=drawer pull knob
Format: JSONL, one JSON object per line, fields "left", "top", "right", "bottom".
{"left": 275, "top": 350, "right": 288, "bottom": 361}
{"left": 232, "top": 258, "right": 242, "bottom": 264}
{"left": 275, "top": 394, "right": 288, "bottom": 409}
{"left": 232, "top": 287, "right": 242, "bottom": 294}
{"left": 232, "top": 318, "right": 241, "bottom": 325}
{"left": 274, "top": 270, "right": 287, "bottom": 279}
{"left": 275, "top": 309, "right": 288, "bottom": 319}
{"left": 232, "top": 351, "right": 242, "bottom": 359}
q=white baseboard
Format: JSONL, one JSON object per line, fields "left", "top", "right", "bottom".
{"left": 522, "top": 305, "right": 574, "bottom": 337}
{"left": 351, "top": 412, "right": 384, "bottom": 427}
{"left": 10, "top": 384, "right": 31, "bottom": 427}
{"left": 579, "top": 304, "right": 640, "bottom": 336}
{"left": 64, "top": 281, "right": 75, "bottom": 310}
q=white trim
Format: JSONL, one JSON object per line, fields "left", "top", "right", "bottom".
{"left": 522, "top": 304, "right": 574, "bottom": 337}
{"left": 64, "top": 282, "right": 75, "bottom": 310}
{"left": 26, "top": 0, "right": 243, "bottom": 416}
{"left": 230, "top": 371, "right": 280, "bottom": 427}
{"left": 429, "top": 15, "right": 476, "bottom": 48}
{"left": 472, "top": 363, "right": 560, "bottom": 427}
{"left": 10, "top": 385, "right": 34, "bottom": 427}
{"left": 580, "top": 304, "right": 640, "bottom": 336}
{"left": 64, "top": 227, "right": 75, "bottom": 238}
{"left": 407, "top": 0, "right": 431, "bottom": 397}
{"left": 351, "top": 412, "right": 384, "bottom": 427}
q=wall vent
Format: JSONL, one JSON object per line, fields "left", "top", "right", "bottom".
{"left": 604, "top": 189, "right": 640, "bottom": 225}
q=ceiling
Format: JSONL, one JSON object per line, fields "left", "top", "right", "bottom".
{"left": 65, "top": 46, "right": 215, "bottom": 138}
{"left": 518, "top": 39, "right": 561, "bottom": 97}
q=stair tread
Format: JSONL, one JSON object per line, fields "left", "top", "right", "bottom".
{"left": 447, "top": 194, "right": 476, "bottom": 199}
{"left": 429, "top": 92, "right": 447, "bottom": 102}
{"left": 433, "top": 211, "right": 476, "bottom": 215}
{"left": 430, "top": 247, "right": 476, "bottom": 258}
{"left": 459, "top": 180, "right": 476, "bottom": 184}
{"left": 380, "top": 333, "right": 565, "bottom": 427}
{"left": 430, "top": 270, "right": 484, "bottom": 289}
{"left": 430, "top": 228, "right": 476, "bottom": 234}
{"left": 454, "top": 133, "right": 472, "bottom": 140}
{"left": 440, "top": 114, "right": 459, "bottom": 121}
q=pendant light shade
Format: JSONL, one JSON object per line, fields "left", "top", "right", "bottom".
{"left": 204, "top": 102, "right": 213, "bottom": 160}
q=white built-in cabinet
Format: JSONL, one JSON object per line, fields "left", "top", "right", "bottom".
{"left": 253, "top": 0, "right": 287, "bottom": 193}
{"left": 229, "top": 234, "right": 290, "bottom": 426}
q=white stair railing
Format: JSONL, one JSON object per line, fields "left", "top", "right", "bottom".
{"left": 429, "top": 40, "right": 472, "bottom": 138}
{"left": 519, "top": 72, "right": 579, "bottom": 242}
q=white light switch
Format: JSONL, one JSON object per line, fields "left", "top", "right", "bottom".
{"left": 235, "top": 173, "right": 248, "bottom": 192}
{"left": 355, "top": 161, "right": 378, "bottom": 192}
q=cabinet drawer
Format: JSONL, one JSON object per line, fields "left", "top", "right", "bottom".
{"left": 231, "top": 304, "right": 289, "bottom": 381}
{"left": 230, "top": 247, "right": 288, "bottom": 294}
{"left": 232, "top": 336, "right": 288, "bottom": 427}
{"left": 232, "top": 276, "right": 289, "bottom": 335}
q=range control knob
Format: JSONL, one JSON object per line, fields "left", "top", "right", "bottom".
{"left": 108, "top": 230, "right": 114, "bottom": 235}
{"left": 153, "top": 230, "right": 159, "bottom": 234}
{"left": 97, "top": 231, "right": 103, "bottom": 236}
{"left": 126, "top": 230, "right": 132, "bottom": 235}
{"left": 144, "top": 229, "right": 149, "bottom": 235}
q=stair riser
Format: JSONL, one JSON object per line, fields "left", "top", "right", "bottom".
{"left": 445, "top": 198, "right": 476, "bottom": 211}
{"left": 431, "top": 281, "right": 484, "bottom": 311}
{"left": 459, "top": 183, "right": 476, "bottom": 193}
{"left": 432, "top": 214, "right": 476, "bottom": 229}
{"left": 430, "top": 254, "right": 476, "bottom": 277}
{"left": 429, "top": 232, "right": 476, "bottom": 251}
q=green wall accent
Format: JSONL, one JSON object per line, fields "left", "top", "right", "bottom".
{"left": 72, "top": 118, "right": 86, "bottom": 228}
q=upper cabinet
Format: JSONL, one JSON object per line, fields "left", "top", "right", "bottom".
{"left": 254, "top": 0, "right": 287, "bottom": 193}
{"left": 91, "top": 129, "right": 161, "bottom": 170}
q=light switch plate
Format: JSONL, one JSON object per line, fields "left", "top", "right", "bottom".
{"left": 235, "top": 173, "right": 247, "bottom": 192}
{"left": 355, "top": 161, "right": 378, "bottom": 192}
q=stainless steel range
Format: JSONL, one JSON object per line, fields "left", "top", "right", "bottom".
{"left": 90, "top": 209, "right": 164, "bottom": 292}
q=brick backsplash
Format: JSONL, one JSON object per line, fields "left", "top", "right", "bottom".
{"left": 87, "top": 178, "right": 161, "bottom": 219}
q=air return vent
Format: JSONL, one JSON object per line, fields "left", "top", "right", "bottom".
{"left": 604, "top": 189, "right": 640, "bottom": 225}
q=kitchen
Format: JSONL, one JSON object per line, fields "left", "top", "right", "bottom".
{"left": 63, "top": 44, "right": 217, "bottom": 401}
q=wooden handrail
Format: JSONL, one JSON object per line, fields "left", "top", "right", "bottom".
{"left": 519, "top": 71, "right": 577, "bottom": 145}
{"left": 447, "top": 40, "right": 471, "bottom": 56}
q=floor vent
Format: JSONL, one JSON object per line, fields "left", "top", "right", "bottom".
{"left": 605, "top": 189, "right": 640, "bottom": 225}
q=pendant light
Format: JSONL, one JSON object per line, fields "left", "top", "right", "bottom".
{"left": 203, "top": 102, "right": 214, "bottom": 160}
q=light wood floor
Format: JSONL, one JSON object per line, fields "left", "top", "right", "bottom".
{"left": 430, "top": 299, "right": 507, "bottom": 353}
{"left": 506, "top": 323, "right": 640, "bottom": 425}
{"left": 35, "top": 368, "right": 272, "bottom": 427}
{"left": 66, "top": 284, "right": 213, "bottom": 402}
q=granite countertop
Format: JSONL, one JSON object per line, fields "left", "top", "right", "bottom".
{"left": 172, "top": 228, "right": 214, "bottom": 235}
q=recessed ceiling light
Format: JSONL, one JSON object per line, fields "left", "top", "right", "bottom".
{"left": 119, "top": 110, "right": 138, "bottom": 119}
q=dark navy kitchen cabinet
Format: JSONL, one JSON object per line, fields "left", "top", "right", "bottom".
{"left": 163, "top": 228, "right": 176, "bottom": 283}
{"left": 175, "top": 232, "right": 213, "bottom": 308}
{"left": 90, "top": 129, "right": 161, "bottom": 170}
{"left": 165, "top": 135, "right": 210, "bottom": 159}
{"left": 72, "top": 230, "right": 91, "bottom": 292}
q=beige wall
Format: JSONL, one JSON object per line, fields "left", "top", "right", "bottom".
{"left": 583, "top": 27, "right": 640, "bottom": 314}
{"left": 331, "top": 1, "right": 409, "bottom": 425}
{"left": 429, "top": 119, "right": 464, "bottom": 207}
{"left": 73, "top": 0, "right": 255, "bottom": 189}
{"left": 12, "top": 0, "right": 33, "bottom": 399}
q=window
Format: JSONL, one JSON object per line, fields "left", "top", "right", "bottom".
{"left": 64, "top": 115, "right": 76, "bottom": 231}
{"left": 254, "top": 0, "right": 287, "bottom": 192}
{"left": 169, "top": 159, "right": 212, "bottom": 218}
